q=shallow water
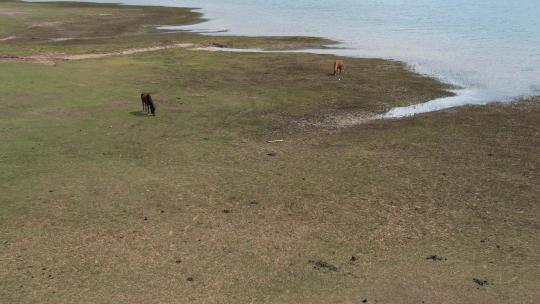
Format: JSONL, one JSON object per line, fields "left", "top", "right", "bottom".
{"left": 35, "top": 0, "right": 540, "bottom": 116}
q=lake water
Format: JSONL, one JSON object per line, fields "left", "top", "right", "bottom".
{"left": 36, "top": 0, "right": 540, "bottom": 116}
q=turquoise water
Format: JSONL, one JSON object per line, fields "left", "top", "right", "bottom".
{"left": 36, "top": 0, "right": 540, "bottom": 116}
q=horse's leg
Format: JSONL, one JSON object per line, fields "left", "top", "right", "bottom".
{"left": 148, "top": 95, "right": 156, "bottom": 116}
{"left": 141, "top": 94, "right": 147, "bottom": 113}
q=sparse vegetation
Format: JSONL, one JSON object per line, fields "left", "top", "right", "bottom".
{"left": 0, "top": 1, "right": 539, "bottom": 303}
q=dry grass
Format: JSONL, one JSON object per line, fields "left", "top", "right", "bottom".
{"left": 0, "top": 1, "right": 539, "bottom": 303}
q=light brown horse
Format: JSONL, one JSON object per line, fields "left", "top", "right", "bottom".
{"left": 333, "top": 60, "right": 344, "bottom": 75}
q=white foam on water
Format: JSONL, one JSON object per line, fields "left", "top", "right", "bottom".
{"left": 378, "top": 89, "right": 487, "bottom": 118}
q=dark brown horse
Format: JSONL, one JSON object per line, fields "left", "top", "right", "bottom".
{"left": 140, "top": 92, "right": 156, "bottom": 115}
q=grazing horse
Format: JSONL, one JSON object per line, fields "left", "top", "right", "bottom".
{"left": 140, "top": 92, "right": 156, "bottom": 115}
{"left": 333, "top": 60, "right": 344, "bottom": 75}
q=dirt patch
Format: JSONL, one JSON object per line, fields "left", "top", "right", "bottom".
{"left": 64, "top": 43, "right": 193, "bottom": 60}
{"left": 0, "top": 54, "right": 57, "bottom": 65}
{"left": 0, "top": 36, "right": 16, "bottom": 41}
{"left": 0, "top": 8, "right": 24, "bottom": 16}
{"left": 29, "top": 21, "right": 63, "bottom": 28}
{"left": 0, "top": 43, "right": 194, "bottom": 64}
{"left": 294, "top": 110, "right": 374, "bottom": 131}
{"left": 50, "top": 38, "right": 74, "bottom": 42}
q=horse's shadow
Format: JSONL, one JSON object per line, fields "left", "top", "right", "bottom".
{"left": 130, "top": 111, "right": 149, "bottom": 117}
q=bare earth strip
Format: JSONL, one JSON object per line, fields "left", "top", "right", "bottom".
{"left": 0, "top": 43, "right": 194, "bottom": 64}
{"left": 0, "top": 36, "right": 17, "bottom": 41}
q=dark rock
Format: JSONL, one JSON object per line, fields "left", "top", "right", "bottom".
{"left": 49, "top": 190, "right": 54, "bottom": 193}
{"left": 266, "top": 152, "right": 277, "bottom": 156}
{"left": 351, "top": 255, "right": 358, "bottom": 262}
{"left": 488, "top": 153, "right": 493, "bottom": 156}
{"left": 426, "top": 255, "right": 446, "bottom": 261}
{"left": 309, "top": 260, "right": 338, "bottom": 272}
{"left": 175, "top": 258, "right": 182, "bottom": 264}
{"left": 222, "top": 209, "right": 232, "bottom": 214}
{"left": 362, "top": 299, "right": 367, "bottom": 303}
{"left": 187, "top": 277, "right": 194, "bottom": 282}
{"left": 160, "top": 210, "right": 164, "bottom": 214}
{"left": 144, "top": 217, "right": 148, "bottom": 221}
{"left": 473, "top": 278, "right": 489, "bottom": 286}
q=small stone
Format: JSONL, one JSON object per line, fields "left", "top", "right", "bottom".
{"left": 473, "top": 278, "right": 489, "bottom": 286}
{"left": 250, "top": 201, "right": 258, "bottom": 205}
{"left": 309, "top": 260, "right": 338, "bottom": 272}
{"left": 351, "top": 255, "right": 357, "bottom": 262}
{"left": 222, "top": 209, "right": 231, "bottom": 214}
{"left": 160, "top": 210, "right": 164, "bottom": 214}
{"left": 426, "top": 255, "right": 445, "bottom": 261}
{"left": 187, "top": 277, "right": 194, "bottom": 282}
{"left": 266, "top": 152, "right": 277, "bottom": 156}
{"left": 144, "top": 217, "right": 148, "bottom": 221}
{"left": 175, "top": 258, "right": 182, "bottom": 264}
{"left": 362, "top": 299, "right": 367, "bottom": 303}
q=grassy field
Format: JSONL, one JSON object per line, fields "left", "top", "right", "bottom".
{"left": 1, "top": 1, "right": 539, "bottom": 303}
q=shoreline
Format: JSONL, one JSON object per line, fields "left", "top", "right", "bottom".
{"left": 181, "top": 46, "right": 523, "bottom": 119}
{"left": 15, "top": 0, "right": 540, "bottom": 118}
{"left": 27, "top": 0, "right": 536, "bottom": 118}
